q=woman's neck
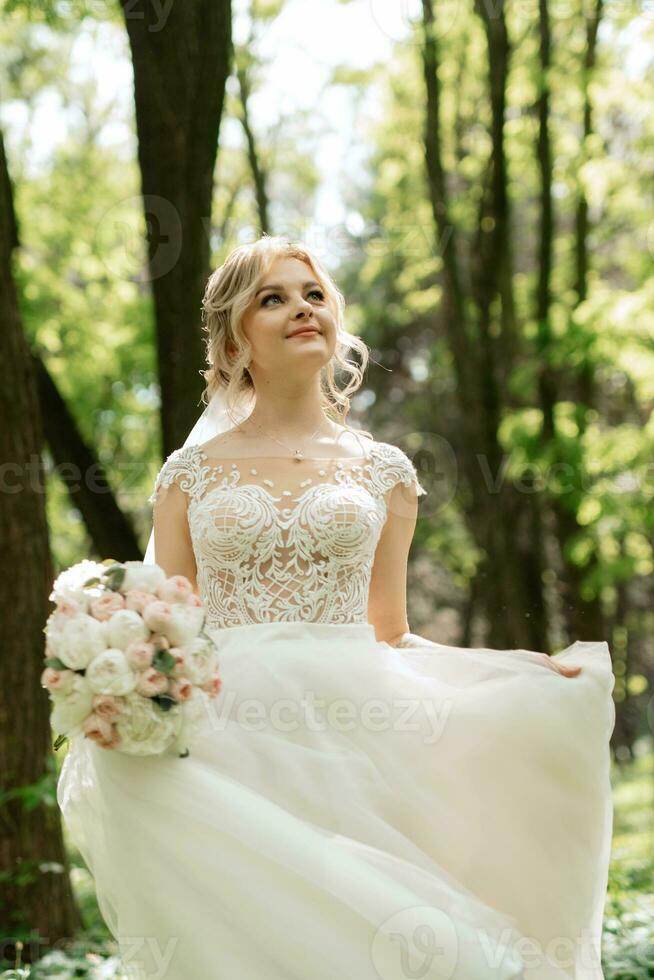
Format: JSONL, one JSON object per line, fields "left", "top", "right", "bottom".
{"left": 243, "top": 398, "right": 334, "bottom": 442}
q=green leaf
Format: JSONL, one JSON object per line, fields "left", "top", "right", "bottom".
{"left": 151, "top": 694, "right": 176, "bottom": 712}
{"left": 103, "top": 564, "right": 126, "bottom": 592}
{"left": 43, "top": 657, "right": 67, "bottom": 671}
{"left": 152, "top": 649, "right": 177, "bottom": 674}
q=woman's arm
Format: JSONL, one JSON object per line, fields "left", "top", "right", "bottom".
{"left": 152, "top": 483, "right": 199, "bottom": 594}
{"left": 367, "top": 480, "right": 419, "bottom": 645}
{"left": 368, "top": 481, "right": 582, "bottom": 675}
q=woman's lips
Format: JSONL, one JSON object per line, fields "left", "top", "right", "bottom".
{"left": 288, "top": 328, "right": 320, "bottom": 338}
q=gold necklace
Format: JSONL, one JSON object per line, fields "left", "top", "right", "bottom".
{"left": 249, "top": 416, "right": 332, "bottom": 462}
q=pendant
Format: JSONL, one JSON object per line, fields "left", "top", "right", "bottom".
{"left": 294, "top": 449, "right": 303, "bottom": 461}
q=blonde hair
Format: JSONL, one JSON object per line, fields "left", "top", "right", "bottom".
{"left": 200, "top": 235, "right": 372, "bottom": 438}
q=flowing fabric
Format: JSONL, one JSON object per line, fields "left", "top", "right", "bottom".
{"left": 58, "top": 620, "right": 615, "bottom": 980}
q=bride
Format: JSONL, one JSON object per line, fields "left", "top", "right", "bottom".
{"left": 57, "top": 235, "right": 616, "bottom": 980}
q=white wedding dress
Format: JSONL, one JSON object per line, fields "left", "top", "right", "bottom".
{"left": 57, "top": 435, "right": 616, "bottom": 980}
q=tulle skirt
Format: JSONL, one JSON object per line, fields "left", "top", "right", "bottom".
{"left": 57, "top": 621, "right": 615, "bottom": 980}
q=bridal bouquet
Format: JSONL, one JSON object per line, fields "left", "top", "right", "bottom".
{"left": 41, "top": 559, "right": 222, "bottom": 758}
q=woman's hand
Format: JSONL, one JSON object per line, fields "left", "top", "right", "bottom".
{"left": 532, "top": 653, "right": 582, "bottom": 677}
{"left": 391, "top": 633, "right": 583, "bottom": 677}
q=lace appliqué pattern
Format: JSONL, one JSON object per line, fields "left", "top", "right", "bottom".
{"left": 149, "top": 441, "right": 427, "bottom": 629}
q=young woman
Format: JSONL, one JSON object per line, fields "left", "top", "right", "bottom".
{"left": 57, "top": 236, "right": 615, "bottom": 980}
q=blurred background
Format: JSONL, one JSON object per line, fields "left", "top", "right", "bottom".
{"left": 1, "top": 0, "right": 652, "bottom": 975}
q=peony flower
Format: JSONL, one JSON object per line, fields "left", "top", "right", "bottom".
{"left": 142, "top": 600, "right": 174, "bottom": 634}
{"left": 169, "top": 647, "right": 187, "bottom": 678}
{"left": 40, "top": 667, "right": 77, "bottom": 696}
{"left": 150, "top": 632, "right": 170, "bottom": 651}
{"left": 124, "top": 590, "right": 158, "bottom": 614}
{"left": 45, "top": 611, "right": 107, "bottom": 670}
{"left": 186, "top": 593, "right": 203, "bottom": 608}
{"left": 171, "top": 687, "right": 210, "bottom": 755}
{"left": 114, "top": 691, "right": 182, "bottom": 755}
{"left": 166, "top": 605, "right": 205, "bottom": 646}
{"left": 120, "top": 562, "right": 167, "bottom": 595}
{"left": 50, "top": 675, "right": 94, "bottom": 734}
{"left": 57, "top": 599, "right": 84, "bottom": 617}
{"left": 135, "top": 667, "right": 169, "bottom": 698}
{"left": 85, "top": 649, "right": 138, "bottom": 696}
{"left": 168, "top": 677, "right": 193, "bottom": 702}
{"left": 92, "top": 694, "right": 125, "bottom": 722}
{"left": 125, "top": 640, "right": 155, "bottom": 670}
{"left": 83, "top": 713, "right": 121, "bottom": 749}
{"left": 201, "top": 673, "right": 222, "bottom": 698}
{"left": 90, "top": 592, "right": 126, "bottom": 621}
{"left": 106, "top": 609, "right": 150, "bottom": 650}
{"left": 157, "top": 576, "right": 194, "bottom": 604}
{"left": 49, "top": 559, "right": 107, "bottom": 610}
{"left": 183, "top": 636, "right": 219, "bottom": 685}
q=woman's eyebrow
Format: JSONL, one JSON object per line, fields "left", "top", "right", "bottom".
{"left": 255, "top": 280, "right": 320, "bottom": 297}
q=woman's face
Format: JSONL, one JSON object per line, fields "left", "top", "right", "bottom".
{"left": 238, "top": 257, "right": 336, "bottom": 381}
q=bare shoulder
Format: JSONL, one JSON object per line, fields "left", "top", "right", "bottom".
{"left": 196, "top": 426, "right": 255, "bottom": 460}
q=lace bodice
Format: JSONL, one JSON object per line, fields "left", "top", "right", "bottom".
{"left": 149, "top": 438, "right": 427, "bottom": 629}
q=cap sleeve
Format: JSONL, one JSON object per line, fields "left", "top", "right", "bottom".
{"left": 148, "top": 446, "right": 200, "bottom": 506}
{"left": 369, "top": 442, "right": 427, "bottom": 499}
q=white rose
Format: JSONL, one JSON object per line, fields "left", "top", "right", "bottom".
{"left": 50, "top": 675, "right": 94, "bottom": 734}
{"left": 107, "top": 609, "right": 150, "bottom": 650}
{"left": 114, "top": 692, "right": 182, "bottom": 756}
{"left": 49, "top": 560, "right": 107, "bottom": 610}
{"left": 166, "top": 606, "right": 205, "bottom": 646}
{"left": 183, "top": 636, "right": 219, "bottom": 685}
{"left": 120, "top": 562, "right": 167, "bottom": 595}
{"left": 45, "top": 612, "right": 107, "bottom": 670}
{"left": 85, "top": 649, "right": 138, "bottom": 696}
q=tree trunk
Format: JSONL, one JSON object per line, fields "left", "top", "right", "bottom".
{"left": 32, "top": 353, "right": 143, "bottom": 561}
{"left": 421, "top": 0, "right": 546, "bottom": 649}
{"left": 120, "top": 0, "right": 233, "bottom": 456}
{"left": 236, "top": 59, "right": 271, "bottom": 234}
{"left": 0, "top": 128, "right": 80, "bottom": 968}
{"left": 535, "top": 0, "right": 606, "bottom": 644}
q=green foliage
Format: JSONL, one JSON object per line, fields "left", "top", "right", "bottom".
{"left": 0, "top": 756, "right": 58, "bottom": 811}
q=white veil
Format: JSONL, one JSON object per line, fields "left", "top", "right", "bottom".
{"left": 143, "top": 386, "right": 256, "bottom": 565}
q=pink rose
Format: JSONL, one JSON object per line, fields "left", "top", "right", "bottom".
{"left": 125, "top": 640, "right": 155, "bottom": 670}
{"left": 83, "top": 712, "right": 121, "bottom": 749}
{"left": 135, "top": 667, "right": 169, "bottom": 697}
{"left": 169, "top": 677, "right": 193, "bottom": 702}
{"left": 92, "top": 694, "right": 124, "bottom": 722}
{"left": 41, "top": 667, "right": 77, "bottom": 694}
{"left": 202, "top": 673, "right": 222, "bottom": 698}
{"left": 124, "top": 590, "right": 158, "bottom": 614}
{"left": 90, "top": 593, "right": 125, "bottom": 621}
{"left": 158, "top": 576, "right": 194, "bottom": 604}
{"left": 142, "top": 600, "right": 174, "bottom": 633}
{"left": 150, "top": 632, "right": 170, "bottom": 651}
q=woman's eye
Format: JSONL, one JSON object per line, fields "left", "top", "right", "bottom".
{"left": 262, "top": 289, "right": 324, "bottom": 307}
